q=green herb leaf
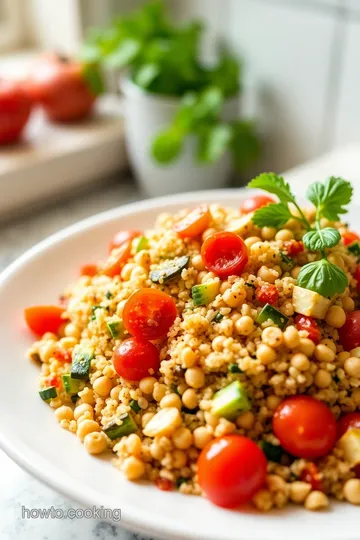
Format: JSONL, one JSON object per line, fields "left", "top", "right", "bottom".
{"left": 197, "top": 123, "right": 232, "bottom": 163}
{"left": 251, "top": 203, "right": 292, "bottom": 228}
{"left": 151, "top": 128, "right": 184, "bottom": 163}
{"left": 248, "top": 173, "right": 295, "bottom": 204}
{"left": 306, "top": 177, "right": 353, "bottom": 221}
{"left": 83, "top": 64, "right": 104, "bottom": 96}
{"left": 230, "top": 120, "right": 261, "bottom": 172}
{"left": 297, "top": 259, "right": 348, "bottom": 297}
{"left": 133, "top": 63, "right": 160, "bottom": 88}
{"left": 303, "top": 227, "right": 341, "bottom": 251}
{"left": 105, "top": 38, "right": 141, "bottom": 68}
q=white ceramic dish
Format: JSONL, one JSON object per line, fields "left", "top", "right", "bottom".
{"left": 0, "top": 189, "right": 358, "bottom": 540}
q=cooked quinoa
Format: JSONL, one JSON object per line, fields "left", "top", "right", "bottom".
{"left": 27, "top": 197, "right": 360, "bottom": 512}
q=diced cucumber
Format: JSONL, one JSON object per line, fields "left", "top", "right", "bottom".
{"left": 192, "top": 280, "right": 219, "bottom": 306}
{"left": 62, "top": 374, "right": 83, "bottom": 394}
{"left": 129, "top": 399, "right": 141, "bottom": 413}
{"left": 228, "top": 363, "right": 243, "bottom": 374}
{"left": 39, "top": 386, "right": 57, "bottom": 401}
{"left": 135, "top": 236, "right": 149, "bottom": 252}
{"left": 256, "top": 304, "right": 289, "bottom": 329}
{"left": 211, "top": 381, "right": 250, "bottom": 420}
{"left": 259, "top": 440, "right": 283, "bottom": 463}
{"left": 71, "top": 346, "right": 94, "bottom": 380}
{"left": 292, "top": 285, "right": 331, "bottom": 319}
{"left": 150, "top": 255, "right": 189, "bottom": 283}
{"left": 103, "top": 413, "right": 138, "bottom": 440}
{"left": 107, "top": 318, "right": 125, "bottom": 339}
{"left": 280, "top": 252, "right": 295, "bottom": 271}
{"left": 213, "top": 312, "right": 224, "bottom": 323}
{"left": 337, "top": 428, "right": 360, "bottom": 467}
{"left": 348, "top": 242, "right": 360, "bottom": 258}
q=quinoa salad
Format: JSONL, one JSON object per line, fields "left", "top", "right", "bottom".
{"left": 25, "top": 174, "right": 360, "bottom": 512}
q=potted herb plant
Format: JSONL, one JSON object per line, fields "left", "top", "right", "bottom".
{"left": 82, "top": 0, "right": 260, "bottom": 196}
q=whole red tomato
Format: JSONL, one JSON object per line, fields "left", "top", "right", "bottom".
{"left": 0, "top": 78, "right": 32, "bottom": 144}
{"left": 25, "top": 53, "right": 98, "bottom": 123}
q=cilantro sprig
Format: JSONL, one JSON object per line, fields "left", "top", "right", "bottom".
{"left": 247, "top": 173, "right": 353, "bottom": 298}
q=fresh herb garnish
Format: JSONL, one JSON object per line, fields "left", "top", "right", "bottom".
{"left": 213, "top": 312, "right": 224, "bottom": 323}
{"left": 105, "top": 291, "right": 113, "bottom": 299}
{"left": 259, "top": 440, "right": 283, "bottom": 463}
{"left": 129, "top": 400, "right": 141, "bottom": 413}
{"left": 228, "top": 363, "right": 243, "bottom": 373}
{"left": 176, "top": 477, "right": 188, "bottom": 488}
{"left": 247, "top": 173, "right": 353, "bottom": 298}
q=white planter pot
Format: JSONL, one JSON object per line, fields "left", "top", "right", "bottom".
{"left": 120, "top": 78, "right": 239, "bottom": 197}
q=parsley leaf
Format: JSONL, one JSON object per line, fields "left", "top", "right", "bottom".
{"left": 251, "top": 202, "right": 292, "bottom": 228}
{"left": 297, "top": 259, "right": 348, "bottom": 297}
{"left": 303, "top": 228, "right": 341, "bottom": 251}
{"left": 248, "top": 173, "right": 295, "bottom": 204}
{"left": 307, "top": 177, "right": 353, "bottom": 222}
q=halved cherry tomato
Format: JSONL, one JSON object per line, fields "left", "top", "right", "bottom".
{"left": 197, "top": 435, "right": 267, "bottom": 508}
{"left": 173, "top": 204, "right": 211, "bottom": 239}
{"left": 256, "top": 284, "right": 278, "bottom": 305}
{"left": 103, "top": 242, "right": 131, "bottom": 277}
{"left": 80, "top": 264, "right": 98, "bottom": 277}
{"left": 273, "top": 396, "right": 337, "bottom": 459}
{"left": 53, "top": 348, "right": 72, "bottom": 363}
{"left": 295, "top": 315, "right": 321, "bottom": 344}
{"left": 123, "top": 288, "right": 177, "bottom": 340}
{"left": 240, "top": 195, "right": 274, "bottom": 214}
{"left": 201, "top": 231, "right": 248, "bottom": 278}
{"left": 301, "top": 463, "right": 323, "bottom": 491}
{"left": 337, "top": 412, "right": 360, "bottom": 440}
{"left": 338, "top": 311, "right": 360, "bottom": 351}
{"left": 109, "top": 230, "right": 142, "bottom": 253}
{"left": 155, "top": 478, "right": 173, "bottom": 491}
{"left": 112, "top": 337, "right": 160, "bottom": 381}
{"left": 284, "top": 240, "right": 304, "bottom": 256}
{"left": 24, "top": 305, "right": 66, "bottom": 336}
{"left": 342, "top": 231, "right": 360, "bottom": 246}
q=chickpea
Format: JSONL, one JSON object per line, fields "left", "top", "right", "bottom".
{"left": 126, "top": 433, "right": 142, "bottom": 456}
{"left": 337, "top": 351, "right": 350, "bottom": 366}
{"left": 160, "top": 393, "right": 182, "bottom": 410}
{"left": 139, "top": 376, "right": 157, "bottom": 395}
{"left": 84, "top": 431, "right": 108, "bottom": 455}
{"left": 220, "top": 281, "right": 231, "bottom": 294}
{"left": 344, "top": 357, "right": 360, "bottom": 378}
{"left": 180, "top": 347, "right": 197, "bottom": 368}
{"left": 283, "top": 326, "right": 300, "bottom": 349}
{"left": 244, "top": 236, "right": 261, "bottom": 248}
{"left": 153, "top": 383, "right": 167, "bottom": 402}
{"left": 342, "top": 296, "right": 355, "bottom": 312}
{"left": 275, "top": 229, "right": 293, "bottom": 242}
{"left": 297, "top": 338, "right": 315, "bottom": 357}
{"left": 350, "top": 347, "right": 360, "bottom": 358}
{"left": 314, "top": 369, "right": 332, "bottom": 388}
{"left": 291, "top": 353, "right": 310, "bottom": 371}
{"left": 343, "top": 479, "right": 360, "bottom": 505}
{"left": 289, "top": 482, "right": 312, "bottom": 503}
{"left": 212, "top": 336, "right": 225, "bottom": 352}
{"left": 172, "top": 427, "right": 193, "bottom": 450}
{"left": 236, "top": 411, "right": 255, "bottom": 429}
{"left": 193, "top": 426, "right": 212, "bottom": 449}
{"left": 262, "top": 327, "right": 283, "bottom": 348}
{"left": 191, "top": 254, "right": 205, "bottom": 271}
{"left": 76, "top": 419, "right": 100, "bottom": 441}
{"left": 223, "top": 287, "right": 246, "bottom": 308}
{"left": 138, "top": 397, "right": 148, "bottom": 409}
{"left": 314, "top": 344, "right": 335, "bottom": 363}
{"left": 121, "top": 456, "right": 145, "bottom": 480}
{"left": 291, "top": 266, "right": 302, "bottom": 279}
{"left": 74, "top": 403, "right": 94, "bottom": 421}
{"left": 304, "top": 491, "right": 329, "bottom": 511}
{"left": 266, "top": 395, "right": 281, "bottom": 410}
{"left": 261, "top": 227, "right": 277, "bottom": 240}
{"left": 235, "top": 316, "right": 254, "bottom": 336}
{"left": 173, "top": 449, "right": 187, "bottom": 469}
{"left": 325, "top": 305, "right": 346, "bottom": 328}
{"left": 319, "top": 338, "right": 337, "bottom": 354}
{"left": 257, "top": 266, "right": 278, "bottom": 284}
{"left": 182, "top": 388, "right": 198, "bottom": 410}
{"left": 185, "top": 367, "right": 205, "bottom": 389}
{"left": 39, "top": 342, "right": 57, "bottom": 363}
{"left": 93, "top": 376, "right": 112, "bottom": 397}
{"left": 141, "top": 412, "right": 155, "bottom": 427}
{"left": 64, "top": 323, "right": 81, "bottom": 339}
{"left": 55, "top": 406, "right": 74, "bottom": 422}
{"left": 257, "top": 344, "right": 276, "bottom": 365}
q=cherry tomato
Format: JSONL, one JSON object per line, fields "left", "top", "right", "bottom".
{"left": 300, "top": 463, "right": 324, "bottom": 491}
{"left": 53, "top": 348, "right": 72, "bottom": 363}
{"left": 338, "top": 311, "right": 360, "bottom": 351}
{"left": 173, "top": 205, "right": 211, "bottom": 239}
{"left": 337, "top": 412, "right": 360, "bottom": 440}
{"left": 24, "top": 305, "right": 66, "bottom": 336}
{"left": 123, "top": 288, "right": 177, "bottom": 340}
{"left": 103, "top": 242, "right": 132, "bottom": 277}
{"left": 284, "top": 240, "right": 304, "bottom": 256}
{"left": 0, "top": 78, "right": 32, "bottom": 144}
{"left": 295, "top": 315, "right": 321, "bottom": 344}
{"left": 80, "top": 264, "right": 98, "bottom": 277}
{"left": 273, "top": 396, "right": 337, "bottom": 459}
{"left": 256, "top": 284, "right": 278, "bottom": 305}
{"left": 112, "top": 337, "right": 160, "bottom": 381}
{"left": 46, "top": 375, "right": 60, "bottom": 388}
{"left": 109, "top": 230, "right": 142, "bottom": 253}
{"left": 25, "top": 53, "right": 96, "bottom": 123}
{"left": 201, "top": 231, "right": 248, "bottom": 278}
{"left": 155, "top": 478, "right": 173, "bottom": 491}
{"left": 197, "top": 435, "right": 267, "bottom": 508}
{"left": 342, "top": 231, "right": 360, "bottom": 246}
{"left": 240, "top": 195, "right": 275, "bottom": 214}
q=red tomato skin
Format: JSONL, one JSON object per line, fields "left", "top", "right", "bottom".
{"left": 173, "top": 205, "right": 211, "bottom": 239}
{"left": 201, "top": 232, "right": 248, "bottom": 279}
{"left": 46, "top": 375, "right": 60, "bottom": 388}
{"left": 295, "top": 315, "right": 321, "bottom": 344}
{"left": 197, "top": 435, "right": 267, "bottom": 508}
{"left": 338, "top": 311, "right": 360, "bottom": 351}
{"left": 256, "top": 284, "right": 278, "bottom": 305}
{"left": 342, "top": 231, "right": 360, "bottom": 246}
{"left": 112, "top": 338, "right": 160, "bottom": 381}
{"left": 109, "top": 230, "right": 142, "bottom": 253}
{"left": 240, "top": 195, "right": 274, "bottom": 214}
{"left": 273, "top": 396, "right": 337, "bottom": 459}
{"left": 25, "top": 54, "right": 95, "bottom": 122}
{"left": 123, "top": 288, "right": 177, "bottom": 340}
{"left": 155, "top": 478, "right": 173, "bottom": 491}
{"left": 80, "top": 264, "right": 98, "bottom": 277}
{"left": 24, "top": 305, "right": 66, "bottom": 336}
{"left": 0, "top": 79, "right": 32, "bottom": 144}
{"left": 103, "top": 242, "right": 132, "bottom": 277}
{"left": 300, "top": 463, "right": 324, "bottom": 492}
{"left": 337, "top": 412, "right": 360, "bottom": 440}
{"left": 284, "top": 240, "right": 304, "bottom": 256}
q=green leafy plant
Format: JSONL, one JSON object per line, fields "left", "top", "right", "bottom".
{"left": 81, "top": 0, "right": 260, "bottom": 171}
{"left": 247, "top": 173, "right": 353, "bottom": 298}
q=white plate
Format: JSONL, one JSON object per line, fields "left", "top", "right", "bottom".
{"left": 0, "top": 189, "right": 358, "bottom": 540}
